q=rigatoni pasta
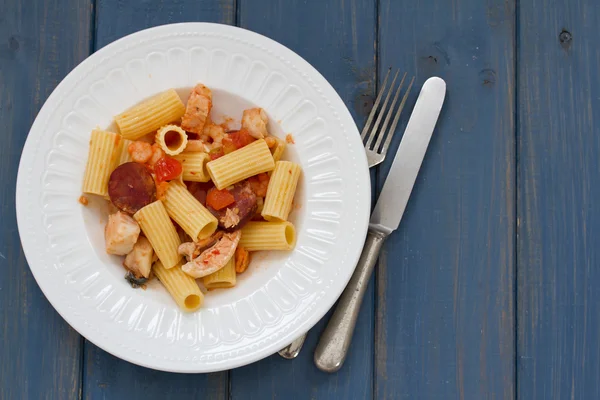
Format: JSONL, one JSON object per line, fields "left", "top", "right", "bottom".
{"left": 117, "top": 138, "right": 134, "bottom": 165}
{"left": 133, "top": 200, "right": 181, "bottom": 269}
{"left": 203, "top": 256, "right": 236, "bottom": 289}
{"left": 84, "top": 83, "right": 301, "bottom": 312}
{"left": 262, "top": 161, "right": 301, "bottom": 222}
{"left": 155, "top": 124, "right": 188, "bottom": 156}
{"left": 173, "top": 152, "right": 210, "bottom": 182}
{"left": 207, "top": 139, "right": 275, "bottom": 189}
{"left": 270, "top": 137, "right": 287, "bottom": 162}
{"left": 162, "top": 181, "right": 218, "bottom": 240}
{"left": 153, "top": 260, "right": 203, "bottom": 311}
{"left": 240, "top": 221, "right": 296, "bottom": 251}
{"left": 82, "top": 129, "right": 121, "bottom": 196}
{"left": 115, "top": 89, "right": 185, "bottom": 140}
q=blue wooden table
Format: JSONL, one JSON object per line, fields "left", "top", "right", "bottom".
{"left": 1, "top": 0, "right": 599, "bottom": 398}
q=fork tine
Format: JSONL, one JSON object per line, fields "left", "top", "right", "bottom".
{"left": 381, "top": 76, "right": 415, "bottom": 155}
{"left": 360, "top": 68, "right": 391, "bottom": 141}
{"left": 365, "top": 69, "right": 400, "bottom": 149}
{"left": 372, "top": 72, "right": 407, "bottom": 153}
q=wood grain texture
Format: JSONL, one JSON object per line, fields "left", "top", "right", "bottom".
{"left": 0, "top": 0, "right": 91, "bottom": 399}
{"left": 229, "top": 0, "right": 377, "bottom": 399}
{"left": 12, "top": 0, "right": 600, "bottom": 398}
{"left": 517, "top": 1, "right": 600, "bottom": 398}
{"left": 84, "top": 342, "right": 228, "bottom": 399}
{"left": 375, "top": 1, "right": 515, "bottom": 399}
{"left": 94, "top": 0, "right": 235, "bottom": 50}
{"left": 82, "top": 1, "right": 233, "bottom": 399}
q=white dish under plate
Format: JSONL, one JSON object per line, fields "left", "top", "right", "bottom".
{"left": 16, "top": 23, "right": 370, "bottom": 372}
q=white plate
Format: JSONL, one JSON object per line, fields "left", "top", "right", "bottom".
{"left": 16, "top": 23, "right": 370, "bottom": 373}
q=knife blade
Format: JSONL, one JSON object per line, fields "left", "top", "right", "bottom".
{"left": 314, "top": 76, "right": 446, "bottom": 373}
{"left": 370, "top": 76, "right": 446, "bottom": 234}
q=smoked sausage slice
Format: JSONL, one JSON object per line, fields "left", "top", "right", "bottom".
{"left": 207, "top": 181, "right": 257, "bottom": 230}
{"left": 108, "top": 162, "right": 156, "bottom": 214}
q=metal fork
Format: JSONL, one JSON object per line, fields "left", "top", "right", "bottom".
{"left": 278, "top": 68, "right": 414, "bottom": 360}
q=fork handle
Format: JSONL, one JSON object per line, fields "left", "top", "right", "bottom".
{"left": 313, "top": 229, "right": 386, "bottom": 372}
{"left": 278, "top": 333, "right": 307, "bottom": 359}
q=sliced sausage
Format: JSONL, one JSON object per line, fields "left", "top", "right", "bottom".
{"left": 108, "top": 162, "right": 156, "bottom": 214}
{"left": 207, "top": 181, "right": 257, "bottom": 231}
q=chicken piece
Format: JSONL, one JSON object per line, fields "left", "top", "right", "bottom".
{"left": 105, "top": 211, "right": 141, "bottom": 255}
{"left": 222, "top": 208, "right": 240, "bottom": 229}
{"left": 123, "top": 236, "right": 154, "bottom": 278}
{"left": 181, "top": 231, "right": 241, "bottom": 278}
{"left": 241, "top": 108, "right": 269, "bottom": 139}
{"left": 181, "top": 84, "right": 212, "bottom": 134}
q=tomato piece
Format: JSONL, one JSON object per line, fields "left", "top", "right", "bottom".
{"left": 206, "top": 188, "right": 235, "bottom": 210}
{"left": 209, "top": 147, "right": 224, "bottom": 160}
{"left": 228, "top": 129, "right": 255, "bottom": 149}
{"left": 154, "top": 156, "right": 182, "bottom": 182}
{"left": 222, "top": 137, "right": 238, "bottom": 154}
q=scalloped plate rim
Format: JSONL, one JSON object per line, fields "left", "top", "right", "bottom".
{"left": 15, "top": 22, "right": 370, "bottom": 373}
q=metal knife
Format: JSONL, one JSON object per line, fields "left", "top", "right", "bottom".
{"left": 313, "top": 77, "right": 446, "bottom": 373}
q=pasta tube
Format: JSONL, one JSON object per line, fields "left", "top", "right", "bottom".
{"left": 155, "top": 124, "right": 188, "bottom": 156}
{"left": 262, "top": 161, "right": 301, "bottom": 222}
{"left": 162, "top": 181, "right": 218, "bottom": 240}
{"left": 240, "top": 221, "right": 296, "bottom": 251}
{"left": 82, "top": 129, "right": 121, "bottom": 197}
{"left": 114, "top": 89, "right": 185, "bottom": 140}
{"left": 117, "top": 138, "right": 134, "bottom": 165}
{"left": 173, "top": 152, "right": 211, "bottom": 182}
{"left": 202, "top": 256, "right": 236, "bottom": 289}
{"left": 207, "top": 139, "right": 275, "bottom": 190}
{"left": 133, "top": 200, "right": 181, "bottom": 269}
{"left": 153, "top": 260, "right": 203, "bottom": 311}
{"left": 270, "top": 137, "right": 287, "bottom": 162}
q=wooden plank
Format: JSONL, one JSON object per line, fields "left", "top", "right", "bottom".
{"left": 0, "top": 0, "right": 91, "bottom": 398}
{"left": 83, "top": 2, "right": 233, "bottom": 399}
{"left": 229, "top": 0, "right": 377, "bottom": 399}
{"left": 517, "top": 1, "right": 600, "bottom": 398}
{"left": 84, "top": 342, "right": 228, "bottom": 399}
{"left": 375, "top": 1, "right": 516, "bottom": 398}
{"left": 94, "top": 0, "right": 235, "bottom": 49}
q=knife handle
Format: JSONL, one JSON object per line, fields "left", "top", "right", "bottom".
{"left": 278, "top": 333, "right": 307, "bottom": 359}
{"left": 314, "top": 229, "right": 386, "bottom": 372}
